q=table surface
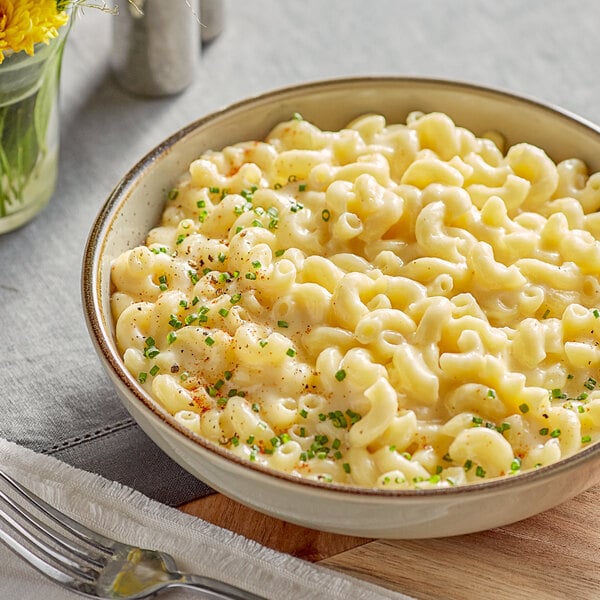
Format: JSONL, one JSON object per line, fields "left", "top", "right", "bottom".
{"left": 2, "top": 2, "right": 600, "bottom": 599}
{"left": 180, "top": 484, "right": 600, "bottom": 600}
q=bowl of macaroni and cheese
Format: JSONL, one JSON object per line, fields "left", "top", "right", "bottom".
{"left": 83, "top": 77, "right": 600, "bottom": 538}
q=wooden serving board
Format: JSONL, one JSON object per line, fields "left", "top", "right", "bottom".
{"left": 180, "top": 483, "right": 600, "bottom": 600}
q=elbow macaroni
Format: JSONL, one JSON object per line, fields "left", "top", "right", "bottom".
{"left": 111, "top": 111, "right": 600, "bottom": 489}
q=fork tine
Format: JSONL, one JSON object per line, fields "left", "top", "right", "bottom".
{"left": 0, "top": 488, "right": 106, "bottom": 568}
{"left": 0, "top": 517, "right": 81, "bottom": 588}
{"left": 0, "top": 470, "right": 114, "bottom": 554}
{"left": 0, "top": 502, "right": 98, "bottom": 583}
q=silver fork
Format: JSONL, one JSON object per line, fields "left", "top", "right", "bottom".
{"left": 0, "top": 470, "right": 267, "bottom": 599}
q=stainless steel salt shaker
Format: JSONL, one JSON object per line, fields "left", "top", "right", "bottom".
{"left": 111, "top": 0, "right": 201, "bottom": 97}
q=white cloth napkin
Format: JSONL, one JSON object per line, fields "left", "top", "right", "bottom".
{"left": 0, "top": 439, "right": 411, "bottom": 600}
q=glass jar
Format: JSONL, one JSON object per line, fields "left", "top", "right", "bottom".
{"left": 0, "top": 22, "right": 70, "bottom": 234}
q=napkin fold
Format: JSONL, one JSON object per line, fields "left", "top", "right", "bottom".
{"left": 0, "top": 439, "right": 411, "bottom": 600}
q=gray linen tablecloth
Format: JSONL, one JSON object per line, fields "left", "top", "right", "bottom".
{"left": 1, "top": 0, "right": 599, "bottom": 506}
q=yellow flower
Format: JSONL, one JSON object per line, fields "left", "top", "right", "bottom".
{"left": 0, "top": 0, "right": 69, "bottom": 64}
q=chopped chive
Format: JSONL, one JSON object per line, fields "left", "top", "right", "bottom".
{"left": 286, "top": 348, "right": 296, "bottom": 357}
{"left": 442, "top": 453, "right": 453, "bottom": 462}
{"left": 144, "top": 346, "right": 160, "bottom": 359}
{"left": 342, "top": 463, "right": 351, "bottom": 474}
{"left": 149, "top": 365, "right": 159, "bottom": 376}
{"left": 329, "top": 411, "right": 347, "bottom": 428}
{"left": 299, "top": 183, "right": 306, "bottom": 192}
{"left": 292, "top": 112, "right": 303, "bottom": 121}
{"left": 510, "top": 457, "right": 521, "bottom": 471}
{"left": 518, "top": 403, "right": 530, "bottom": 414}
{"left": 145, "top": 337, "right": 155, "bottom": 348}
{"left": 274, "top": 249, "right": 285, "bottom": 257}
{"left": 277, "top": 320, "right": 289, "bottom": 328}
{"left": 550, "top": 428, "right": 561, "bottom": 438}
{"left": 299, "top": 409, "right": 308, "bottom": 419}
{"left": 169, "top": 314, "right": 183, "bottom": 329}
{"left": 584, "top": 377, "right": 597, "bottom": 390}
{"left": 252, "top": 403, "right": 260, "bottom": 413}
{"left": 167, "top": 332, "right": 177, "bottom": 345}
{"left": 582, "top": 435, "right": 592, "bottom": 443}
{"left": 346, "top": 409, "right": 362, "bottom": 424}
{"left": 176, "top": 234, "right": 186, "bottom": 245}
{"left": 464, "top": 459, "right": 473, "bottom": 472}
{"left": 259, "top": 339, "right": 268, "bottom": 348}
{"left": 542, "top": 308, "right": 550, "bottom": 319}
{"left": 334, "top": 369, "right": 346, "bottom": 382}
{"left": 539, "top": 427, "right": 549, "bottom": 436}
{"left": 231, "top": 436, "right": 240, "bottom": 447}
{"left": 472, "top": 416, "right": 483, "bottom": 425}
{"left": 209, "top": 186, "right": 220, "bottom": 194}
{"left": 205, "top": 336, "right": 215, "bottom": 346}
{"left": 245, "top": 272, "right": 257, "bottom": 280}
{"left": 138, "top": 372, "right": 148, "bottom": 384}
{"left": 167, "top": 188, "right": 179, "bottom": 200}
{"left": 475, "top": 466, "right": 486, "bottom": 478}
{"left": 218, "top": 308, "right": 229, "bottom": 317}
{"left": 188, "top": 270, "right": 199, "bottom": 284}
{"left": 593, "top": 309, "right": 600, "bottom": 319}
{"left": 487, "top": 389, "right": 496, "bottom": 398}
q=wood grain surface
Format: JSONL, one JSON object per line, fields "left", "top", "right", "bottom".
{"left": 180, "top": 483, "right": 600, "bottom": 600}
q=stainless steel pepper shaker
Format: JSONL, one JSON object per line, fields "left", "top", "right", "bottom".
{"left": 111, "top": 0, "right": 201, "bottom": 97}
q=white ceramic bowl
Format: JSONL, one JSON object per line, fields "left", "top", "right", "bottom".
{"left": 83, "top": 77, "right": 600, "bottom": 538}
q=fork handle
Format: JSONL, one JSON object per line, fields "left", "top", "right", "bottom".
{"left": 169, "top": 574, "right": 268, "bottom": 600}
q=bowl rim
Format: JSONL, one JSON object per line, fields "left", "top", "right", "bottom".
{"left": 82, "top": 75, "right": 600, "bottom": 500}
